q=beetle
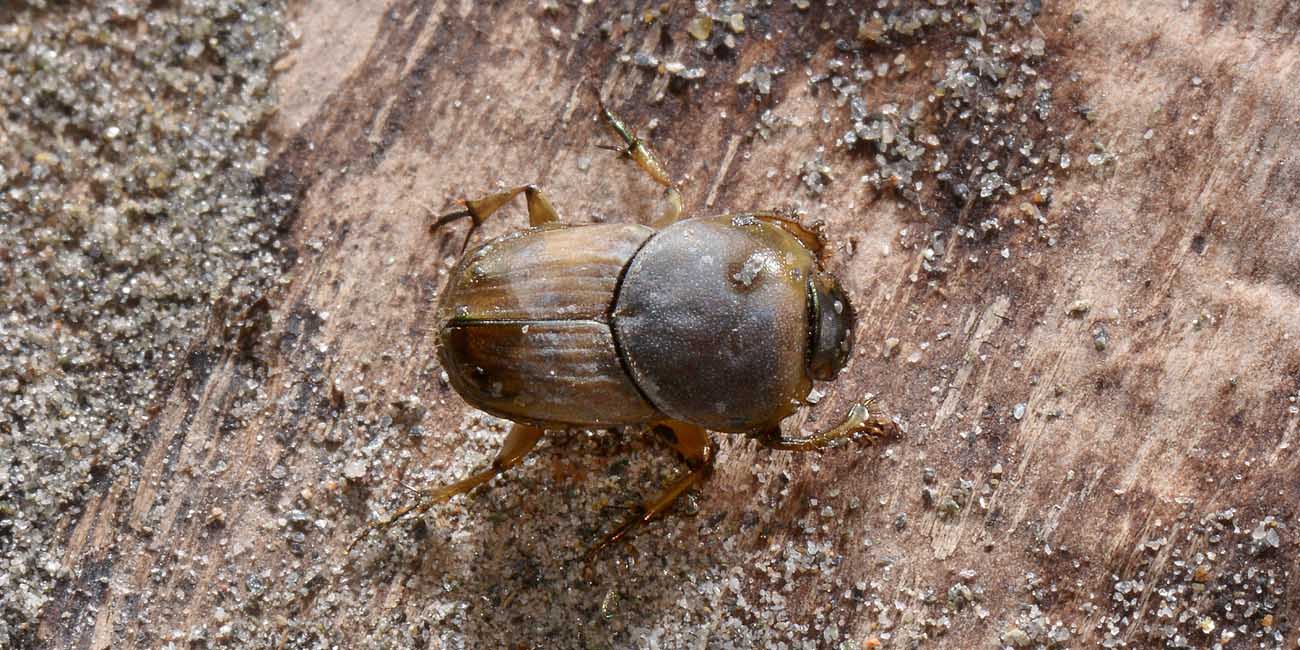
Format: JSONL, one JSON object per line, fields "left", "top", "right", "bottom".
{"left": 350, "top": 99, "right": 898, "bottom": 555}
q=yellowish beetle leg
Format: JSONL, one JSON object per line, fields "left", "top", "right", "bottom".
{"left": 433, "top": 184, "right": 561, "bottom": 250}
{"left": 349, "top": 422, "right": 545, "bottom": 552}
{"left": 595, "top": 97, "right": 683, "bottom": 228}
{"left": 587, "top": 420, "right": 714, "bottom": 558}
{"left": 751, "top": 398, "right": 898, "bottom": 452}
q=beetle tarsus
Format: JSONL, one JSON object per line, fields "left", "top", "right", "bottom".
{"left": 349, "top": 423, "right": 544, "bottom": 553}
{"left": 429, "top": 207, "right": 478, "bottom": 252}
{"left": 586, "top": 420, "right": 713, "bottom": 558}
{"left": 430, "top": 207, "right": 474, "bottom": 230}
{"left": 750, "top": 399, "right": 899, "bottom": 452}
{"left": 587, "top": 463, "right": 710, "bottom": 560}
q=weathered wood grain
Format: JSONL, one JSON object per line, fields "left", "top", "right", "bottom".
{"left": 42, "top": 1, "right": 1299, "bottom": 648}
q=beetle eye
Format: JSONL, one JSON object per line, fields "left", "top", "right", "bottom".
{"left": 808, "top": 272, "right": 855, "bottom": 381}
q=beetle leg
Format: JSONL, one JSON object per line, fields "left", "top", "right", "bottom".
{"left": 433, "top": 185, "right": 560, "bottom": 249}
{"left": 587, "top": 421, "right": 714, "bottom": 557}
{"left": 595, "top": 98, "right": 684, "bottom": 228}
{"left": 349, "top": 422, "right": 545, "bottom": 552}
{"left": 649, "top": 188, "right": 685, "bottom": 230}
{"left": 751, "top": 399, "right": 898, "bottom": 452}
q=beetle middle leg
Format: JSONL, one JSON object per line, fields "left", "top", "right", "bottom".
{"left": 587, "top": 420, "right": 714, "bottom": 557}
{"left": 349, "top": 422, "right": 545, "bottom": 552}
{"left": 596, "top": 98, "right": 684, "bottom": 228}
{"left": 751, "top": 399, "right": 898, "bottom": 452}
{"left": 433, "top": 184, "right": 560, "bottom": 249}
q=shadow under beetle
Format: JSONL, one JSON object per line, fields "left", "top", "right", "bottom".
{"left": 351, "top": 97, "right": 899, "bottom": 556}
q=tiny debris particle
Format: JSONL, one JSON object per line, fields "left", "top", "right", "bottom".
{"left": 286, "top": 510, "right": 310, "bottom": 529}
{"left": 1003, "top": 626, "right": 1032, "bottom": 647}
{"left": 1093, "top": 326, "right": 1110, "bottom": 351}
{"left": 343, "top": 458, "right": 369, "bottom": 480}
{"left": 800, "top": 155, "right": 833, "bottom": 194}
{"left": 687, "top": 15, "right": 712, "bottom": 41}
{"left": 938, "top": 496, "right": 961, "bottom": 517}
{"left": 732, "top": 250, "right": 777, "bottom": 287}
{"left": 1192, "top": 564, "right": 1211, "bottom": 582}
{"left": 631, "top": 51, "right": 659, "bottom": 68}
{"left": 883, "top": 337, "right": 900, "bottom": 359}
{"left": 737, "top": 63, "right": 784, "bottom": 95}
{"left": 1265, "top": 528, "right": 1281, "bottom": 548}
{"left": 1067, "top": 300, "right": 1091, "bottom": 317}
{"left": 600, "top": 590, "right": 619, "bottom": 620}
{"left": 1013, "top": 403, "right": 1026, "bottom": 420}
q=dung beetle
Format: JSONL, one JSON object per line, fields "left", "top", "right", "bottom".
{"left": 351, "top": 99, "right": 898, "bottom": 555}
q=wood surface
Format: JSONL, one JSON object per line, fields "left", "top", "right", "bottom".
{"left": 42, "top": 1, "right": 1299, "bottom": 648}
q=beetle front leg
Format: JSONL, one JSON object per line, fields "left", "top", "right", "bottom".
{"left": 751, "top": 399, "right": 899, "bottom": 452}
{"left": 587, "top": 420, "right": 714, "bottom": 557}
{"left": 433, "top": 184, "right": 561, "bottom": 249}
{"left": 596, "top": 98, "right": 684, "bottom": 228}
{"left": 349, "top": 422, "right": 545, "bottom": 552}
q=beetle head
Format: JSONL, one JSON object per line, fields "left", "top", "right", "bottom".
{"left": 808, "top": 271, "right": 855, "bottom": 381}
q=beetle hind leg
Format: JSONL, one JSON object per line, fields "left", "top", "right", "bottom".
{"left": 587, "top": 420, "right": 714, "bottom": 557}
{"left": 349, "top": 422, "right": 545, "bottom": 552}
{"left": 752, "top": 398, "right": 899, "bottom": 452}
{"left": 433, "top": 184, "right": 560, "bottom": 249}
{"left": 595, "top": 98, "right": 684, "bottom": 228}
